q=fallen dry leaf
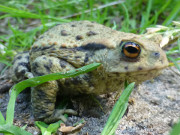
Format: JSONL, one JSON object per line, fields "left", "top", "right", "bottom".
{"left": 58, "top": 121, "right": 86, "bottom": 135}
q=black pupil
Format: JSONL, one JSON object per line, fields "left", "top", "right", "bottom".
{"left": 125, "top": 45, "right": 138, "bottom": 53}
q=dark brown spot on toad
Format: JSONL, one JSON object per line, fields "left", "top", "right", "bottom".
{"left": 15, "top": 68, "right": 26, "bottom": 78}
{"left": 44, "top": 65, "right": 50, "bottom": 73}
{"left": 138, "top": 67, "right": 143, "bottom": 70}
{"left": 75, "top": 56, "right": 81, "bottom": 59}
{"left": 25, "top": 55, "right": 29, "bottom": 60}
{"left": 36, "top": 90, "right": 52, "bottom": 102}
{"left": 16, "top": 56, "right": 22, "bottom": 60}
{"left": 124, "top": 66, "right": 128, "bottom": 70}
{"left": 50, "top": 47, "right": 56, "bottom": 51}
{"left": 86, "top": 31, "right": 97, "bottom": 36}
{"left": 14, "top": 62, "right": 30, "bottom": 78}
{"left": 32, "top": 62, "right": 39, "bottom": 68}
{"left": 76, "top": 35, "right": 83, "bottom": 40}
{"left": 61, "top": 30, "right": 69, "bottom": 36}
{"left": 41, "top": 45, "right": 55, "bottom": 51}
{"left": 59, "top": 60, "right": 66, "bottom": 68}
{"left": 71, "top": 24, "right": 76, "bottom": 27}
{"left": 44, "top": 59, "right": 52, "bottom": 73}
{"left": 33, "top": 71, "right": 44, "bottom": 76}
{"left": 19, "top": 62, "right": 30, "bottom": 69}
{"left": 84, "top": 53, "right": 89, "bottom": 63}
{"left": 31, "top": 46, "right": 39, "bottom": 52}
{"left": 71, "top": 77, "right": 83, "bottom": 85}
{"left": 77, "top": 43, "right": 106, "bottom": 51}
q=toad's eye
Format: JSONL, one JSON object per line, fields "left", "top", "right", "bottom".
{"left": 122, "top": 42, "right": 141, "bottom": 59}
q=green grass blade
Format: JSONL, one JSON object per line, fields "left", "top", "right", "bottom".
{"left": 142, "top": 0, "right": 172, "bottom": 30}
{"left": 101, "top": 82, "right": 135, "bottom": 135}
{"left": 146, "top": 0, "right": 152, "bottom": 21}
{"left": 0, "top": 4, "right": 39, "bottom": 18}
{"left": 21, "top": 125, "right": 27, "bottom": 130}
{"left": 0, "top": 14, "right": 11, "bottom": 19}
{"left": 163, "top": 1, "right": 180, "bottom": 26}
{"left": 140, "top": 0, "right": 152, "bottom": 33}
{"left": 47, "top": 120, "right": 62, "bottom": 133}
{"left": 150, "top": 0, "right": 172, "bottom": 23}
{"left": 121, "top": 3, "right": 130, "bottom": 32}
{"left": 35, "top": 121, "right": 48, "bottom": 134}
{"left": 0, "top": 124, "right": 32, "bottom": 135}
{"left": 6, "top": 63, "right": 101, "bottom": 124}
{"left": 167, "top": 56, "right": 180, "bottom": 71}
{"left": 170, "top": 119, "right": 180, "bottom": 135}
{"left": 0, "top": 111, "right": 5, "bottom": 125}
{"left": 178, "top": 39, "right": 180, "bottom": 53}
{"left": 0, "top": 59, "right": 12, "bottom": 66}
{"left": 166, "top": 50, "right": 179, "bottom": 55}
{"left": 15, "top": 63, "right": 100, "bottom": 95}
{"left": 0, "top": 4, "right": 69, "bottom": 22}
{"left": 35, "top": 120, "right": 63, "bottom": 134}
{"left": 6, "top": 89, "right": 16, "bottom": 124}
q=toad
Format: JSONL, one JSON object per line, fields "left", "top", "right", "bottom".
{"left": 12, "top": 21, "right": 169, "bottom": 123}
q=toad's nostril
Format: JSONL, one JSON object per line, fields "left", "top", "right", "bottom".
{"left": 152, "top": 52, "right": 160, "bottom": 58}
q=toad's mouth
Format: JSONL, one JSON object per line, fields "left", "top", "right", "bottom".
{"left": 127, "top": 65, "right": 168, "bottom": 74}
{"left": 108, "top": 65, "right": 168, "bottom": 75}
{"left": 107, "top": 67, "right": 165, "bottom": 83}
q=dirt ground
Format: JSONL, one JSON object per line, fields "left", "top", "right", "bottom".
{"left": 0, "top": 63, "right": 180, "bottom": 135}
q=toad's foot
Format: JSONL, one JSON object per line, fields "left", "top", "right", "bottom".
{"left": 44, "top": 109, "right": 77, "bottom": 123}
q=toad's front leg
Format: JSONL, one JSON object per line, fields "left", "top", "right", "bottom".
{"left": 31, "top": 81, "right": 77, "bottom": 123}
{"left": 31, "top": 56, "right": 77, "bottom": 123}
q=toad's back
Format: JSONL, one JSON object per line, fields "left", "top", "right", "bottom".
{"left": 32, "top": 21, "right": 121, "bottom": 49}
